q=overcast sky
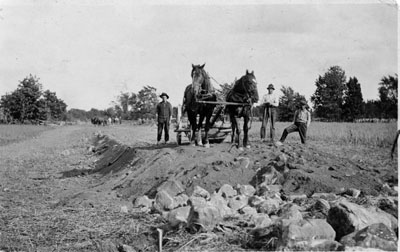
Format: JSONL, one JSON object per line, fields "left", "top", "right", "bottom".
{"left": 0, "top": 0, "right": 398, "bottom": 110}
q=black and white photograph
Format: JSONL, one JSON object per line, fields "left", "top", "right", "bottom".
{"left": 0, "top": 0, "right": 398, "bottom": 251}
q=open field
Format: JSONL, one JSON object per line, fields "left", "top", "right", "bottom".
{"left": 0, "top": 122, "right": 397, "bottom": 251}
{"left": 0, "top": 125, "right": 51, "bottom": 146}
{"left": 98, "top": 121, "right": 398, "bottom": 148}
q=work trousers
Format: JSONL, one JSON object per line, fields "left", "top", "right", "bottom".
{"left": 261, "top": 107, "right": 276, "bottom": 140}
{"left": 157, "top": 120, "right": 170, "bottom": 142}
{"left": 280, "top": 122, "right": 308, "bottom": 144}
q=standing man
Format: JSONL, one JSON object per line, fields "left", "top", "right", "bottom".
{"left": 276, "top": 100, "right": 311, "bottom": 146}
{"left": 156, "top": 92, "right": 173, "bottom": 144}
{"left": 260, "top": 84, "right": 279, "bottom": 142}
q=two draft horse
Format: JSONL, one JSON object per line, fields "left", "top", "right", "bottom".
{"left": 182, "top": 64, "right": 217, "bottom": 148}
{"left": 226, "top": 70, "right": 259, "bottom": 150}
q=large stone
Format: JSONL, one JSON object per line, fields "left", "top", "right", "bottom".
{"left": 133, "top": 195, "right": 153, "bottom": 209}
{"left": 277, "top": 203, "right": 303, "bottom": 226}
{"left": 257, "top": 197, "right": 281, "bottom": 215}
{"left": 282, "top": 219, "right": 336, "bottom": 248}
{"left": 187, "top": 204, "right": 222, "bottom": 232}
{"left": 327, "top": 198, "right": 398, "bottom": 240}
{"left": 167, "top": 206, "right": 191, "bottom": 228}
{"left": 342, "top": 188, "right": 361, "bottom": 198}
{"left": 313, "top": 198, "right": 330, "bottom": 215}
{"left": 189, "top": 196, "right": 207, "bottom": 208}
{"left": 157, "top": 180, "right": 184, "bottom": 197}
{"left": 173, "top": 194, "right": 189, "bottom": 208}
{"left": 311, "top": 192, "right": 338, "bottom": 201}
{"left": 228, "top": 195, "right": 249, "bottom": 212}
{"left": 240, "top": 206, "right": 258, "bottom": 219}
{"left": 261, "top": 166, "right": 282, "bottom": 185}
{"left": 153, "top": 190, "right": 175, "bottom": 211}
{"left": 192, "top": 186, "right": 210, "bottom": 200}
{"left": 236, "top": 184, "right": 256, "bottom": 197}
{"left": 308, "top": 240, "right": 343, "bottom": 251}
{"left": 340, "top": 223, "right": 398, "bottom": 251}
{"left": 251, "top": 213, "right": 272, "bottom": 228}
{"left": 377, "top": 197, "right": 398, "bottom": 219}
{"left": 259, "top": 184, "right": 282, "bottom": 194}
{"left": 278, "top": 239, "right": 343, "bottom": 251}
{"left": 209, "top": 193, "right": 234, "bottom": 217}
{"left": 248, "top": 195, "right": 264, "bottom": 208}
{"left": 218, "top": 184, "right": 237, "bottom": 198}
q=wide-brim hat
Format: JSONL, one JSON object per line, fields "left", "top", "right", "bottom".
{"left": 267, "top": 84, "right": 275, "bottom": 90}
{"left": 160, "top": 92, "right": 169, "bottom": 99}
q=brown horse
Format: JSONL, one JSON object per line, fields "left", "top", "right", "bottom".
{"left": 182, "top": 64, "right": 217, "bottom": 148}
{"left": 226, "top": 70, "right": 259, "bottom": 150}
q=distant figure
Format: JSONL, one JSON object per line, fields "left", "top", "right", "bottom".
{"left": 260, "top": 83, "right": 279, "bottom": 142}
{"left": 391, "top": 130, "right": 399, "bottom": 159}
{"left": 108, "top": 117, "right": 112, "bottom": 125}
{"left": 114, "top": 116, "right": 119, "bottom": 125}
{"left": 276, "top": 100, "right": 311, "bottom": 146}
{"left": 156, "top": 92, "right": 173, "bottom": 144}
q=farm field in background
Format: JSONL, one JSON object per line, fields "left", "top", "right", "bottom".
{"left": 93, "top": 121, "right": 398, "bottom": 148}
{"left": 272, "top": 121, "right": 397, "bottom": 147}
{"left": 0, "top": 124, "right": 53, "bottom": 146}
{"left": 0, "top": 121, "right": 397, "bottom": 148}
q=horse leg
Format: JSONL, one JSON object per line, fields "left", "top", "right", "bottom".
{"left": 243, "top": 115, "right": 250, "bottom": 149}
{"left": 204, "top": 112, "right": 212, "bottom": 148}
{"left": 236, "top": 117, "right": 243, "bottom": 150}
{"left": 197, "top": 114, "right": 204, "bottom": 146}
{"left": 188, "top": 112, "right": 197, "bottom": 146}
{"left": 230, "top": 112, "right": 236, "bottom": 145}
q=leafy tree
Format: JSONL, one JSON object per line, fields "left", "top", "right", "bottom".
{"left": 363, "top": 100, "right": 380, "bottom": 119}
{"left": 42, "top": 90, "right": 67, "bottom": 120}
{"left": 132, "top": 85, "right": 158, "bottom": 119}
{"left": 105, "top": 107, "right": 116, "bottom": 118}
{"left": 342, "top": 77, "right": 364, "bottom": 121}
{"left": 0, "top": 75, "right": 43, "bottom": 123}
{"left": 278, "top": 86, "right": 306, "bottom": 121}
{"left": 378, "top": 74, "right": 398, "bottom": 118}
{"left": 116, "top": 92, "right": 138, "bottom": 120}
{"left": 311, "top": 66, "right": 347, "bottom": 121}
{"left": 66, "top": 108, "right": 89, "bottom": 121}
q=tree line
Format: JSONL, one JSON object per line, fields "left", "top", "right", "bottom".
{"left": 0, "top": 75, "right": 67, "bottom": 123}
{"left": 0, "top": 66, "right": 397, "bottom": 124}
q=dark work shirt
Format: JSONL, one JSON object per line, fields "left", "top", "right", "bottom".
{"left": 157, "top": 101, "right": 172, "bottom": 122}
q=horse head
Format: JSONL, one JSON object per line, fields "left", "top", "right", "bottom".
{"left": 191, "top": 63, "right": 209, "bottom": 98}
{"left": 240, "top": 70, "right": 259, "bottom": 104}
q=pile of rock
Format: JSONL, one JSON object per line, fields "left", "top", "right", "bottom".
{"left": 133, "top": 179, "right": 398, "bottom": 251}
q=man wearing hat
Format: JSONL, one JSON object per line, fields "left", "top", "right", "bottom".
{"left": 276, "top": 100, "right": 311, "bottom": 146}
{"left": 260, "top": 84, "right": 279, "bottom": 142}
{"left": 156, "top": 92, "right": 173, "bottom": 144}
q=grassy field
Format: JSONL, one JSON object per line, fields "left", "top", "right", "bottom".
{"left": 264, "top": 121, "right": 398, "bottom": 147}
{"left": 0, "top": 124, "right": 54, "bottom": 146}
{"left": 0, "top": 121, "right": 396, "bottom": 148}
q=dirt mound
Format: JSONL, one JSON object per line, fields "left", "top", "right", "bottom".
{"left": 75, "top": 133, "right": 396, "bottom": 206}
